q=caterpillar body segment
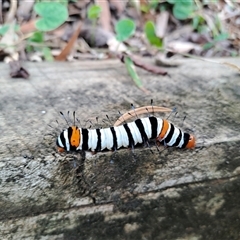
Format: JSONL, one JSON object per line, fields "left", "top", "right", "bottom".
{"left": 56, "top": 116, "right": 196, "bottom": 153}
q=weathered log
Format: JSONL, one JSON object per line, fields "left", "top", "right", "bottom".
{"left": 0, "top": 59, "right": 240, "bottom": 239}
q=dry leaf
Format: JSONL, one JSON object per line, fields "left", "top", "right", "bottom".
{"left": 95, "top": 0, "right": 112, "bottom": 31}
{"left": 17, "top": 0, "right": 34, "bottom": 21}
{"left": 155, "top": 53, "right": 181, "bottom": 67}
{"left": 5, "top": 0, "right": 18, "bottom": 23}
{"left": 156, "top": 11, "right": 169, "bottom": 38}
{"left": 168, "top": 41, "right": 202, "bottom": 54}
{"left": 8, "top": 60, "right": 30, "bottom": 79}
{"left": 107, "top": 37, "right": 129, "bottom": 53}
{"left": 55, "top": 22, "right": 82, "bottom": 61}
{"left": 121, "top": 54, "right": 168, "bottom": 75}
{"left": 20, "top": 19, "right": 37, "bottom": 34}
{"left": 0, "top": 21, "right": 18, "bottom": 55}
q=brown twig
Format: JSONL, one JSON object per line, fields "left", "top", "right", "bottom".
{"left": 5, "top": 0, "right": 17, "bottom": 23}
{"left": 114, "top": 105, "right": 172, "bottom": 126}
{"left": 55, "top": 22, "right": 82, "bottom": 61}
{"left": 120, "top": 54, "right": 168, "bottom": 76}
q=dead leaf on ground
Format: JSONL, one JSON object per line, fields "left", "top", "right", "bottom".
{"left": 107, "top": 37, "right": 128, "bottom": 53}
{"left": 17, "top": 0, "right": 34, "bottom": 21}
{"left": 55, "top": 22, "right": 82, "bottom": 61}
{"left": 156, "top": 11, "right": 169, "bottom": 38}
{"left": 5, "top": 0, "right": 17, "bottom": 23}
{"left": 168, "top": 41, "right": 202, "bottom": 54}
{"left": 20, "top": 19, "right": 37, "bottom": 34}
{"left": 95, "top": 0, "right": 112, "bottom": 31}
{"left": 155, "top": 53, "right": 181, "bottom": 67}
{"left": 8, "top": 59, "right": 30, "bottom": 79}
{"left": 121, "top": 54, "right": 168, "bottom": 76}
{"left": 0, "top": 21, "right": 18, "bottom": 55}
{"left": 80, "top": 25, "right": 114, "bottom": 48}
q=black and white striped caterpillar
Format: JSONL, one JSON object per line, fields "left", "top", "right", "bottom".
{"left": 56, "top": 106, "right": 196, "bottom": 153}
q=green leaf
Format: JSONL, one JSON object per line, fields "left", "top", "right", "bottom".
{"left": 166, "top": 0, "right": 176, "bottom": 4}
{"left": 124, "top": 56, "right": 143, "bottom": 88}
{"left": 0, "top": 24, "right": 19, "bottom": 35}
{"left": 192, "top": 15, "right": 205, "bottom": 30}
{"left": 26, "top": 44, "right": 33, "bottom": 53}
{"left": 144, "top": 21, "right": 163, "bottom": 48}
{"left": 115, "top": 18, "right": 136, "bottom": 42}
{"left": 43, "top": 47, "right": 54, "bottom": 61}
{"left": 28, "top": 31, "right": 44, "bottom": 43}
{"left": 179, "top": 0, "right": 194, "bottom": 6}
{"left": 214, "top": 32, "right": 229, "bottom": 41}
{"left": 202, "top": 42, "right": 214, "bottom": 50}
{"left": 140, "top": 4, "right": 150, "bottom": 13}
{"left": 87, "top": 5, "right": 101, "bottom": 20}
{"left": 192, "top": 16, "right": 200, "bottom": 30}
{"left": 173, "top": 2, "right": 193, "bottom": 20}
{"left": 34, "top": 2, "right": 68, "bottom": 31}
{"left": 149, "top": 0, "right": 159, "bottom": 9}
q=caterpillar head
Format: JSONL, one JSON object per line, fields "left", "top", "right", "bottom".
{"left": 56, "top": 126, "right": 80, "bottom": 152}
{"left": 186, "top": 134, "right": 196, "bottom": 149}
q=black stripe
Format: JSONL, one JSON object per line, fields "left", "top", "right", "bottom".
{"left": 181, "top": 132, "right": 190, "bottom": 148}
{"left": 110, "top": 127, "right": 117, "bottom": 150}
{"left": 164, "top": 123, "right": 175, "bottom": 144}
{"left": 96, "top": 128, "right": 101, "bottom": 151}
{"left": 123, "top": 124, "right": 134, "bottom": 147}
{"left": 135, "top": 119, "right": 148, "bottom": 143}
{"left": 68, "top": 127, "right": 77, "bottom": 151}
{"left": 172, "top": 129, "right": 182, "bottom": 147}
{"left": 68, "top": 127, "right": 73, "bottom": 141}
{"left": 81, "top": 128, "right": 89, "bottom": 150}
{"left": 149, "top": 116, "right": 158, "bottom": 139}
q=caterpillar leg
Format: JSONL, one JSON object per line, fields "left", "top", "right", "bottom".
{"left": 144, "top": 140, "right": 154, "bottom": 154}
{"left": 130, "top": 145, "right": 139, "bottom": 162}
{"left": 155, "top": 139, "right": 169, "bottom": 154}
{"left": 110, "top": 150, "right": 118, "bottom": 164}
{"left": 79, "top": 150, "right": 86, "bottom": 161}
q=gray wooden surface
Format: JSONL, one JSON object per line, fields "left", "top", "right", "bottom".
{"left": 0, "top": 58, "right": 240, "bottom": 240}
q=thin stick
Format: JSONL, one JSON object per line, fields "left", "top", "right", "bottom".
{"left": 114, "top": 106, "right": 172, "bottom": 126}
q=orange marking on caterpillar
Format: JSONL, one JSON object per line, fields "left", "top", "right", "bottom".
{"left": 70, "top": 126, "right": 80, "bottom": 148}
{"left": 158, "top": 119, "right": 169, "bottom": 140}
{"left": 58, "top": 147, "right": 65, "bottom": 153}
{"left": 186, "top": 135, "right": 196, "bottom": 149}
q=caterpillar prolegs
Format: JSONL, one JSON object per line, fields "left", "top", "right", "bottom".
{"left": 56, "top": 107, "right": 196, "bottom": 153}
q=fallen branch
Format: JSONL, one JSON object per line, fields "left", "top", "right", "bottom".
{"left": 120, "top": 53, "right": 168, "bottom": 75}
{"left": 114, "top": 105, "right": 172, "bottom": 126}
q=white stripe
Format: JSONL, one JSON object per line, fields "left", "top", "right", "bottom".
{"left": 168, "top": 126, "right": 180, "bottom": 146}
{"left": 102, "top": 128, "right": 113, "bottom": 150}
{"left": 140, "top": 118, "right": 151, "bottom": 139}
{"left": 178, "top": 131, "right": 185, "bottom": 148}
{"left": 77, "top": 129, "right": 83, "bottom": 150}
{"left": 57, "top": 135, "right": 64, "bottom": 148}
{"left": 63, "top": 129, "right": 70, "bottom": 151}
{"left": 115, "top": 125, "right": 129, "bottom": 148}
{"left": 88, "top": 129, "right": 98, "bottom": 151}
{"left": 156, "top": 118, "right": 163, "bottom": 138}
{"left": 127, "top": 121, "right": 142, "bottom": 144}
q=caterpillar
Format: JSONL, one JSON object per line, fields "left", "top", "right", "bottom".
{"left": 56, "top": 106, "right": 196, "bottom": 153}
